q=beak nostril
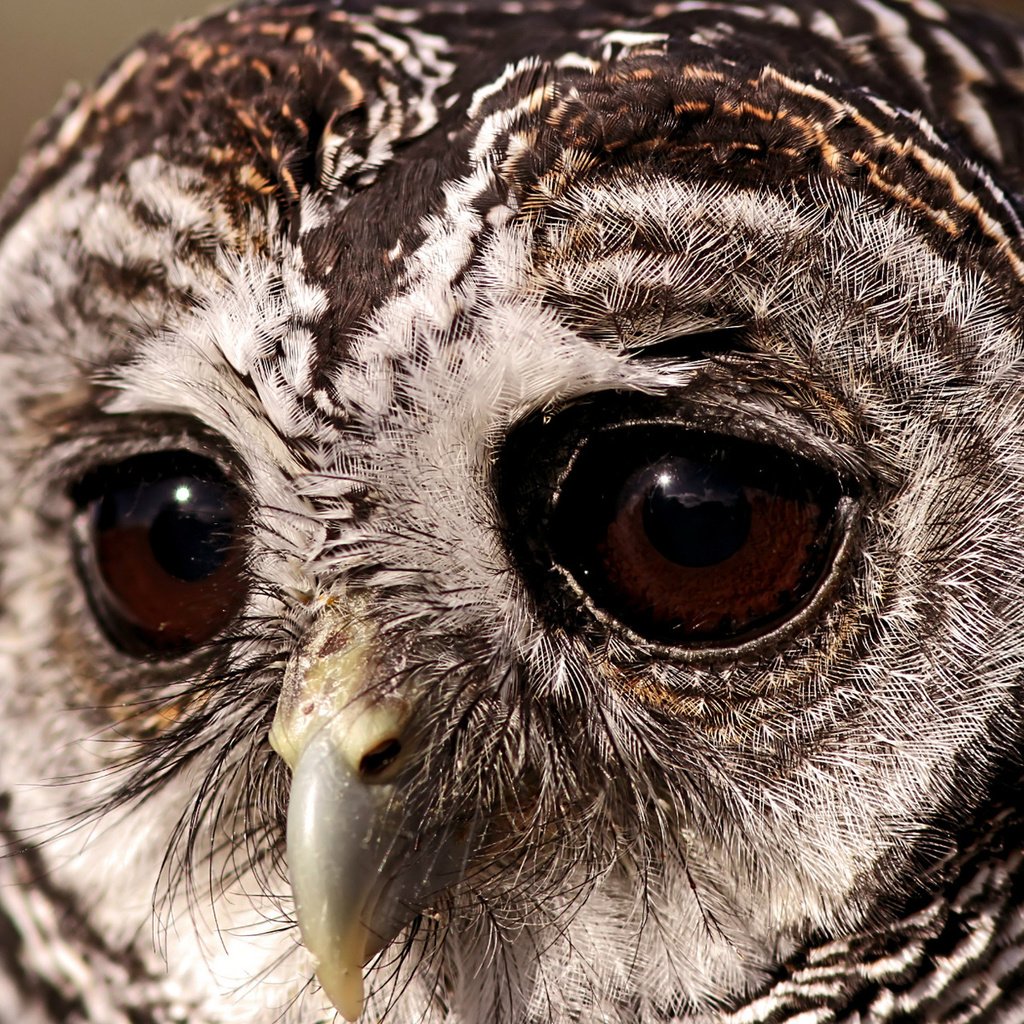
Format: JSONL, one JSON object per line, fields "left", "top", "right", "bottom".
{"left": 359, "top": 738, "right": 402, "bottom": 778}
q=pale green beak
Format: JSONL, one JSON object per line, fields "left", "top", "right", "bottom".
{"left": 270, "top": 605, "right": 470, "bottom": 1021}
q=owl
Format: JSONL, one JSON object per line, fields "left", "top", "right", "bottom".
{"left": 3, "top": 0, "right": 1024, "bottom": 1022}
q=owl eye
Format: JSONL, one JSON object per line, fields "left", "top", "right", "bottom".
{"left": 545, "top": 425, "right": 845, "bottom": 647}
{"left": 72, "top": 452, "right": 249, "bottom": 657}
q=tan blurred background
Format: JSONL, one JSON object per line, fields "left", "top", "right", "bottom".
{"left": 1, "top": 0, "right": 1023, "bottom": 188}
{"left": 0, "top": 1, "right": 213, "bottom": 185}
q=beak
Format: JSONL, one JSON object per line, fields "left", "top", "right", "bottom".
{"left": 269, "top": 605, "right": 470, "bottom": 1021}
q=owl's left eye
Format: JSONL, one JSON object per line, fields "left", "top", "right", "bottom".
{"left": 500, "top": 407, "right": 850, "bottom": 650}
{"left": 549, "top": 428, "right": 843, "bottom": 646}
{"left": 72, "top": 452, "right": 249, "bottom": 657}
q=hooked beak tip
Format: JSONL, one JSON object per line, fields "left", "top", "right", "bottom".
{"left": 316, "top": 960, "right": 366, "bottom": 1022}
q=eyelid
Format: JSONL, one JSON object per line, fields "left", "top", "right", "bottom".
{"left": 620, "top": 327, "right": 751, "bottom": 365}
{"left": 544, "top": 394, "right": 873, "bottom": 500}
{"left": 40, "top": 414, "right": 249, "bottom": 503}
{"left": 609, "top": 337, "right": 890, "bottom": 489}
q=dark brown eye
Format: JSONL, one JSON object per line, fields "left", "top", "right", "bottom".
{"left": 549, "top": 427, "right": 843, "bottom": 646}
{"left": 73, "top": 452, "right": 248, "bottom": 657}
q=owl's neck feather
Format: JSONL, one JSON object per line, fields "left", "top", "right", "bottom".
{"left": 714, "top": 779, "right": 1024, "bottom": 1023}
{"left": 1, "top": 785, "right": 1022, "bottom": 1024}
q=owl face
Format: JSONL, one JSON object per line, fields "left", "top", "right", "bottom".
{"left": 2, "top": 2, "right": 1024, "bottom": 1023}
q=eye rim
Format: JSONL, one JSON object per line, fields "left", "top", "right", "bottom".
{"left": 70, "top": 448, "right": 251, "bottom": 662}
{"left": 552, "top": 427, "right": 859, "bottom": 654}
{"left": 497, "top": 393, "right": 862, "bottom": 661}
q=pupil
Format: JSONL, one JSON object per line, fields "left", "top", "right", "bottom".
{"left": 641, "top": 458, "right": 752, "bottom": 568}
{"left": 97, "top": 475, "right": 232, "bottom": 583}
{"left": 149, "top": 479, "right": 231, "bottom": 582}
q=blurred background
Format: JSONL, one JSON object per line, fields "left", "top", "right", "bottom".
{"left": 0, "top": 1, "right": 212, "bottom": 185}
{"left": 1, "top": 0, "right": 1023, "bottom": 187}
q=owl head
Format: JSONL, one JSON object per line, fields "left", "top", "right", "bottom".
{"left": 1, "top": 1, "right": 1024, "bottom": 1022}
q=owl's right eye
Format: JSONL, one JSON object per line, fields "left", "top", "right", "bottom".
{"left": 71, "top": 452, "right": 249, "bottom": 658}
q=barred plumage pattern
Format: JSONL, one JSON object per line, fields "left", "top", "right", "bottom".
{"left": 2, "top": 1, "right": 1024, "bottom": 1022}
